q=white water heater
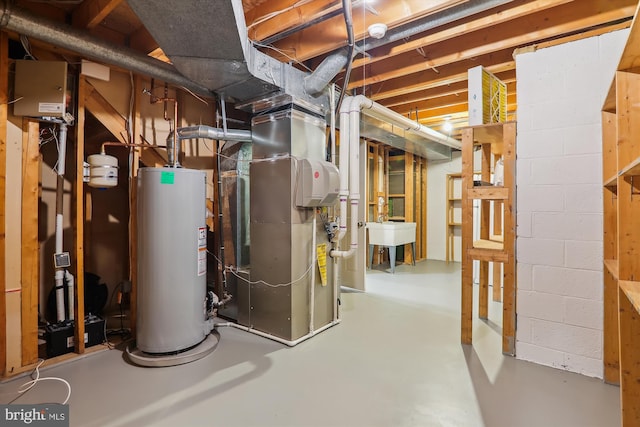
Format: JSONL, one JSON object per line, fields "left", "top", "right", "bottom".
{"left": 136, "top": 167, "right": 208, "bottom": 354}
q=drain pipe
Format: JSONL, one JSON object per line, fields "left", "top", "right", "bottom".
{"left": 335, "top": 96, "right": 352, "bottom": 244}
{"left": 54, "top": 123, "right": 68, "bottom": 323}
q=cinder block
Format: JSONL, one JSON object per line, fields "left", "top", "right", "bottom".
{"left": 517, "top": 238, "right": 564, "bottom": 267}
{"left": 516, "top": 159, "right": 533, "bottom": 187}
{"left": 515, "top": 341, "right": 565, "bottom": 370}
{"left": 599, "top": 29, "right": 630, "bottom": 74}
{"left": 516, "top": 314, "right": 534, "bottom": 343}
{"left": 532, "top": 213, "right": 601, "bottom": 241}
{"left": 533, "top": 265, "right": 602, "bottom": 300}
{"left": 517, "top": 212, "right": 532, "bottom": 237}
{"left": 517, "top": 129, "right": 563, "bottom": 159}
{"left": 517, "top": 290, "right": 563, "bottom": 322}
{"left": 531, "top": 155, "right": 601, "bottom": 185}
{"left": 562, "top": 124, "right": 602, "bottom": 156}
{"left": 563, "top": 65, "right": 605, "bottom": 104}
{"left": 564, "top": 184, "right": 603, "bottom": 213}
{"left": 532, "top": 319, "right": 602, "bottom": 358}
{"left": 564, "top": 353, "right": 603, "bottom": 379}
{"left": 565, "top": 240, "right": 603, "bottom": 271}
{"left": 518, "top": 185, "right": 564, "bottom": 213}
{"left": 564, "top": 297, "right": 603, "bottom": 330}
{"left": 517, "top": 263, "right": 533, "bottom": 291}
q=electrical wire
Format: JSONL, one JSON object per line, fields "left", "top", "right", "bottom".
{"left": 226, "top": 262, "right": 314, "bottom": 288}
{"left": 9, "top": 359, "right": 71, "bottom": 405}
{"left": 250, "top": 40, "right": 312, "bottom": 72}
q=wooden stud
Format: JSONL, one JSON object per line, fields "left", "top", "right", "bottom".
{"left": 420, "top": 157, "right": 427, "bottom": 259}
{"left": 0, "top": 31, "right": 8, "bottom": 376}
{"left": 501, "top": 122, "right": 517, "bottom": 355}
{"left": 493, "top": 155, "right": 504, "bottom": 303}
{"left": 461, "top": 127, "right": 474, "bottom": 345}
{"left": 74, "top": 77, "right": 86, "bottom": 354}
{"left": 604, "top": 267, "right": 620, "bottom": 384}
{"left": 478, "top": 144, "right": 491, "bottom": 319}
{"left": 130, "top": 76, "right": 143, "bottom": 336}
{"left": 21, "top": 119, "right": 39, "bottom": 366}
{"left": 404, "top": 152, "right": 414, "bottom": 264}
{"left": 618, "top": 281, "right": 640, "bottom": 426}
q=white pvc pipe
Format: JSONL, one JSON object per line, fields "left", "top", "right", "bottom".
{"left": 214, "top": 320, "right": 340, "bottom": 347}
{"left": 336, "top": 96, "right": 351, "bottom": 243}
{"left": 65, "top": 270, "right": 75, "bottom": 321}
{"left": 309, "top": 213, "right": 317, "bottom": 333}
{"left": 55, "top": 123, "right": 68, "bottom": 323}
{"left": 330, "top": 84, "right": 337, "bottom": 165}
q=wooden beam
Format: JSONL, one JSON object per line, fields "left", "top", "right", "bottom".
{"left": 21, "top": 119, "right": 39, "bottom": 366}
{"left": 350, "top": 0, "right": 573, "bottom": 71}
{"left": 349, "top": 0, "right": 636, "bottom": 90}
{"left": 270, "top": 0, "right": 468, "bottom": 63}
{"left": 74, "top": 77, "right": 87, "bottom": 354}
{"left": 84, "top": 81, "right": 166, "bottom": 167}
{"left": 404, "top": 152, "right": 414, "bottom": 264}
{"left": 367, "top": 50, "right": 515, "bottom": 101}
{"left": 501, "top": 122, "right": 517, "bottom": 355}
{"left": 618, "top": 281, "right": 640, "bottom": 425}
{"left": 73, "top": 0, "right": 123, "bottom": 29}
{"left": 0, "top": 31, "right": 8, "bottom": 377}
{"left": 461, "top": 127, "right": 474, "bottom": 345}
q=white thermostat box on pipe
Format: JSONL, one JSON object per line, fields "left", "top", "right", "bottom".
{"left": 295, "top": 158, "right": 340, "bottom": 207}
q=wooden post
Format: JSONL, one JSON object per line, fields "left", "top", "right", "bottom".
{"left": 404, "top": 151, "right": 414, "bottom": 264}
{"left": 478, "top": 143, "right": 491, "bottom": 319}
{"left": 618, "top": 282, "right": 640, "bottom": 426}
{"left": 129, "top": 76, "right": 143, "bottom": 336}
{"left": 420, "top": 157, "right": 427, "bottom": 260}
{"left": 21, "top": 119, "right": 39, "bottom": 365}
{"left": 73, "top": 77, "right": 86, "bottom": 354}
{"left": 460, "top": 127, "right": 474, "bottom": 344}
{"left": 492, "top": 155, "right": 503, "bottom": 302}
{"left": 502, "top": 122, "right": 517, "bottom": 355}
{"left": 0, "top": 31, "right": 8, "bottom": 376}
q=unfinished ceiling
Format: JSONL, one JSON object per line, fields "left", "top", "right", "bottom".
{"left": 4, "top": 0, "right": 638, "bottom": 139}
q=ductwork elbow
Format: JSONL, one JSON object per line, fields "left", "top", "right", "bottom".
{"left": 304, "top": 50, "right": 350, "bottom": 96}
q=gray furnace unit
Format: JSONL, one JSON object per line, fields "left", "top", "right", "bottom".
{"left": 245, "top": 95, "right": 338, "bottom": 341}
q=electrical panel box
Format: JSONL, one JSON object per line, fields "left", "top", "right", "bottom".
{"left": 14, "top": 60, "right": 68, "bottom": 118}
{"left": 295, "top": 158, "right": 340, "bottom": 207}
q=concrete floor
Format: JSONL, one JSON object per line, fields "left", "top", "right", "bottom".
{"left": 1, "top": 260, "right": 620, "bottom": 427}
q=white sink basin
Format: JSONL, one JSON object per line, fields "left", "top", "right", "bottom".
{"left": 367, "top": 222, "right": 417, "bottom": 246}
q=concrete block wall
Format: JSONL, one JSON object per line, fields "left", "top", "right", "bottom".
{"left": 514, "top": 29, "right": 628, "bottom": 378}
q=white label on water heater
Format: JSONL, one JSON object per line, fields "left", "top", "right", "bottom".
{"left": 198, "top": 248, "right": 207, "bottom": 276}
{"left": 197, "top": 227, "right": 207, "bottom": 276}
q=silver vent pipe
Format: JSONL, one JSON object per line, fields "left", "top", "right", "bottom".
{"left": 166, "top": 125, "right": 252, "bottom": 167}
{"left": 0, "top": 1, "right": 212, "bottom": 97}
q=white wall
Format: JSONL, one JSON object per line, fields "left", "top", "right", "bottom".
{"left": 427, "top": 152, "right": 462, "bottom": 261}
{"left": 514, "top": 29, "right": 628, "bottom": 378}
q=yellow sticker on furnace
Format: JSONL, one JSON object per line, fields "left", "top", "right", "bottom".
{"left": 316, "top": 243, "right": 327, "bottom": 287}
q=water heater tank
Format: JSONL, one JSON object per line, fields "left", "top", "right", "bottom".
{"left": 136, "top": 167, "right": 208, "bottom": 354}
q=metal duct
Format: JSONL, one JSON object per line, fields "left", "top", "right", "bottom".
{"left": 0, "top": 1, "right": 212, "bottom": 97}
{"left": 166, "top": 125, "right": 252, "bottom": 166}
{"left": 356, "top": 0, "right": 515, "bottom": 50}
{"left": 304, "top": 50, "right": 349, "bottom": 96}
{"left": 126, "top": 0, "right": 330, "bottom": 110}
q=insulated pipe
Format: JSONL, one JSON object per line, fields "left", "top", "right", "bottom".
{"left": 166, "top": 125, "right": 252, "bottom": 166}
{"left": 54, "top": 123, "right": 68, "bottom": 322}
{"left": 304, "top": 50, "right": 349, "bottom": 96}
{"left": 0, "top": 2, "right": 211, "bottom": 97}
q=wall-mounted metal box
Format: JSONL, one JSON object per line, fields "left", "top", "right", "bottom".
{"left": 14, "top": 60, "right": 67, "bottom": 118}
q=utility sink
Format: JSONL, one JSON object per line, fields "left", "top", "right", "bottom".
{"left": 366, "top": 222, "right": 417, "bottom": 273}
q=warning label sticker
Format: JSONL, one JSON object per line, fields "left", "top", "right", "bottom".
{"left": 197, "top": 227, "right": 207, "bottom": 276}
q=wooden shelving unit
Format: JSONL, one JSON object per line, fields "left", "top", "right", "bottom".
{"left": 446, "top": 173, "right": 461, "bottom": 263}
{"left": 461, "top": 122, "right": 516, "bottom": 355}
{"left": 601, "top": 5, "right": 640, "bottom": 424}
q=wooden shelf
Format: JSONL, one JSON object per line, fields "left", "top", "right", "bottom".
{"left": 603, "top": 174, "right": 618, "bottom": 189}
{"left": 620, "top": 281, "right": 640, "bottom": 313}
{"left": 468, "top": 121, "right": 513, "bottom": 145}
{"left": 388, "top": 216, "right": 405, "bottom": 220}
{"left": 604, "top": 259, "right": 619, "bottom": 280}
{"left": 388, "top": 193, "right": 405, "bottom": 197}
{"left": 473, "top": 238, "right": 504, "bottom": 251}
{"left": 468, "top": 187, "right": 509, "bottom": 200}
{"left": 448, "top": 197, "right": 461, "bottom": 201}
{"left": 468, "top": 247, "right": 509, "bottom": 263}
{"left": 449, "top": 222, "right": 462, "bottom": 226}
{"left": 620, "top": 155, "right": 640, "bottom": 177}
